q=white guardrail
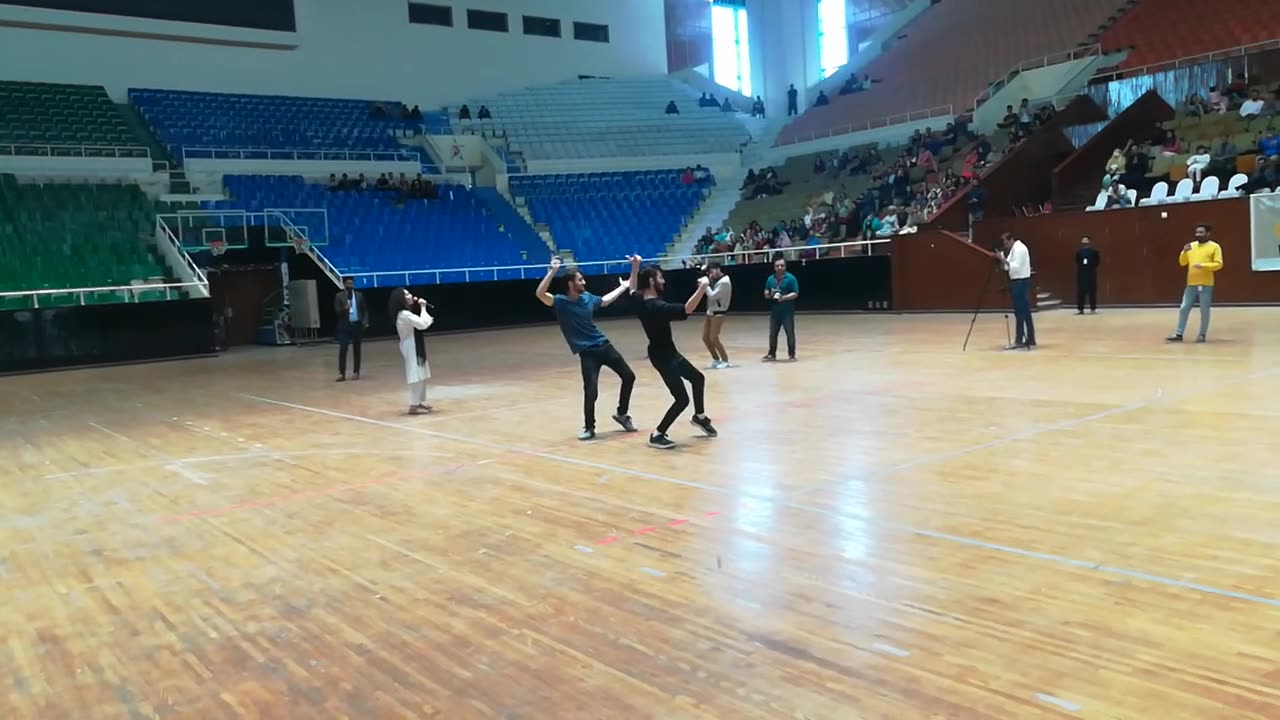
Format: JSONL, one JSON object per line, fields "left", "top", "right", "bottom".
{"left": 344, "top": 238, "right": 893, "bottom": 286}
{"left": 776, "top": 104, "right": 954, "bottom": 147}
{"left": 180, "top": 147, "right": 422, "bottom": 163}
{"left": 0, "top": 143, "right": 150, "bottom": 159}
{"left": 0, "top": 282, "right": 205, "bottom": 308}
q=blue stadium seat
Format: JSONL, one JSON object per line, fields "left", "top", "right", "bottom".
{"left": 509, "top": 169, "right": 710, "bottom": 262}
{"left": 213, "top": 175, "right": 546, "bottom": 286}
{"left": 129, "top": 89, "right": 439, "bottom": 172}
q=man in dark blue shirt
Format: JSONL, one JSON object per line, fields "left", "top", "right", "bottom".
{"left": 536, "top": 256, "right": 637, "bottom": 440}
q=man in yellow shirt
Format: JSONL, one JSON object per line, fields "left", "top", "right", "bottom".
{"left": 1167, "top": 224, "right": 1223, "bottom": 342}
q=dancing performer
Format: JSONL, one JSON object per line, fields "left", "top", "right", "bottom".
{"left": 702, "top": 262, "right": 732, "bottom": 368}
{"left": 626, "top": 255, "right": 718, "bottom": 449}
{"left": 389, "top": 288, "right": 434, "bottom": 415}
{"left": 535, "top": 255, "right": 637, "bottom": 440}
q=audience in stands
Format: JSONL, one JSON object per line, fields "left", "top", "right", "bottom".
{"left": 477, "top": 105, "right": 492, "bottom": 120}
{"left": 1260, "top": 130, "right": 1280, "bottom": 159}
{"left": 1240, "top": 90, "right": 1265, "bottom": 117}
{"left": 1207, "top": 85, "right": 1229, "bottom": 113}
{"left": 1248, "top": 157, "right": 1277, "bottom": 193}
{"left": 719, "top": 97, "right": 733, "bottom": 112}
{"left": 698, "top": 93, "right": 716, "bottom": 108}
{"left": 1185, "top": 93, "right": 1212, "bottom": 117}
{"left": 1186, "top": 146, "right": 1211, "bottom": 184}
{"left": 1160, "top": 130, "right": 1181, "bottom": 155}
{"left": 375, "top": 173, "right": 391, "bottom": 190}
{"left": 665, "top": 100, "right": 680, "bottom": 115}
{"left": 814, "top": 91, "right": 830, "bottom": 107}
{"left": 1227, "top": 73, "right": 1250, "bottom": 103}
{"left": 458, "top": 104, "right": 471, "bottom": 120}
{"left": 407, "top": 105, "right": 423, "bottom": 121}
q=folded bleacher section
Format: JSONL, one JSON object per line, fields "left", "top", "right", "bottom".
{"left": 211, "top": 175, "right": 547, "bottom": 283}
{"left": 454, "top": 78, "right": 750, "bottom": 161}
{"left": 1098, "top": 0, "right": 1280, "bottom": 71}
{"left": 509, "top": 170, "right": 710, "bottom": 262}
{"left": 776, "top": 0, "right": 1122, "bottom": 146}
{"left": 130, "top": 89, "right": 437, "bottom": 172}
{"left": 0, "top": 174, "right": 169, "bottom": 308}
{"left": 0, "top": 81, "right": 147, "bottom": 157}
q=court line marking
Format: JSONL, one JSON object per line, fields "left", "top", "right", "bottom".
{"left": 1035, "top": 693, "right": 1082, "bottom": 712}
{"left": 87, "top": 421, "right": 132, "bottom": 443}
{"left": 164, "top": 463, "right": 210, "bottom": 486}
{"left": 242, "top": 392, "right": 1280, "bottom": 608}
{"left": 870, "top": 643, "right": 910, "bottom": 657}
{"left": 41, "top": 448, "right": 449, "bottom": 480}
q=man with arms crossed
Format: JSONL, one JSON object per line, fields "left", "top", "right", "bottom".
{"left": 702, "top": 262, "right": 732, "bottom": 368}
{"left": 998, "top": 232, "right": 1035, "bottom": 349}
{"left": 627, "top": 256, "right": 718, "bottom": 449}
{"left": 763, "top": 257, "right": 799, "bottom": 361}
{"left": 536, "top": 256, "right": 638, "bottom": 440}
{"left": 1167, "top": 224, "right": 1223, "bottom": 343}
{"left": 334, "top": 276, "right": 368, "bottom": 381}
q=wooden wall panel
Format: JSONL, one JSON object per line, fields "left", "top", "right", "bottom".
{"left": 890, "top": 230, "right": 1031, "bottom": 312}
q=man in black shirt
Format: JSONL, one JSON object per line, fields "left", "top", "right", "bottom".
{"left": 626, "top": 256, "right": 717, "bottom": 449}
{"left": 1075, "top": 236, "right": 1101, "bottom": 314}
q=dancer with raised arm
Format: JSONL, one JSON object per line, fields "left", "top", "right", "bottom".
{"left": 626, "top": 255, "right": 718, "bottom": 449}
{"left": 535, "top": 256, "right": 638, "bottom": 440}
{"left": 389, "top": 288, "right": 435, "bottom": 415}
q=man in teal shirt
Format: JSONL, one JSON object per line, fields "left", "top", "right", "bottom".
{"left": 763, "top": 257, "right": 799, "bottom": 361}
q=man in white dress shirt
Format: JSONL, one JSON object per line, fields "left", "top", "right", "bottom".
{"left": 998, "top": 232, "right": 1035, "bottom": 349}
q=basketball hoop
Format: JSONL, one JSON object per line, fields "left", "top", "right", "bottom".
{"left": 208, "top": 239, "right": 227, "bottom": 256}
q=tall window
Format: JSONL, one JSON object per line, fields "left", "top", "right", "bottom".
{"left": 817, "top": 0, "right": 849, "bottom": 80}
{"left": 711, "top": 2, "right": 751, "bottom": 97}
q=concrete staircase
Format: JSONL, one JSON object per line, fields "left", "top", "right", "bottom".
{"left": 665, "top": 167, "right": 750, "bottom": 263}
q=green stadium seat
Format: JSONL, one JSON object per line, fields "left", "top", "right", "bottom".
{"left": 0, "top": 81, "right": 147, "bottom": 156}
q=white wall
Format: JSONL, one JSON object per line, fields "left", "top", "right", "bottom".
{"left": 0, "top": 0, "right": 666, "bottom": 105}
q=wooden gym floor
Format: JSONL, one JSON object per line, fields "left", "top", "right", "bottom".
{"left": 3, "top": 309, "right": 1279, "bottom": 720}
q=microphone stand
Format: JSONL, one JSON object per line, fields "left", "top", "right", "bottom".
{"left": 962, "top": 252, "right": 1008, "bottom": 352}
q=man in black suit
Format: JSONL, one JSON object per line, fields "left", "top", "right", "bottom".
{"left": 335, "top": 276, "right": 368, "bottom": 381}
{"left": 1075, "top": 236, "right": 1101, "bottom": 315}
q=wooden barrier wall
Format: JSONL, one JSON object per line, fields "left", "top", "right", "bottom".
{"left": 977, "top": 197, "right": 1280, "bottom": 305}
{"left": 890, "top": 229, "right": 1031, "bottom": 311}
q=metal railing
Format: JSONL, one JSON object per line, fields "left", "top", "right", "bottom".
{"left": 0, "top": 282, "right": 205, "bottom": 308}
{"left": 1090, "top": 38, "right": 1280, "bottom": 84}
{"left": 342, "top": 238, "right": 892, "bottom": 287}
{"left": 154, "top": 216, "right": 210, "bottom": 287}
{"left": 973, "top": 44, "right": 1103, "bottom": 111}
{"left": 180, "top": 146, "right": 422, "bottom": 164}
{"left": 0, "top": 143, "right": 150, "bottom": 159}
{"left": 776, "top": 104, "right": 954, "bottom": 147}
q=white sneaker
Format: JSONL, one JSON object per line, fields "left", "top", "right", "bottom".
{"left": 705, "top": 361, "right": 721, "bottom": 369}
{"left": 717, "top": 361, "right": 732, "bottom": 369}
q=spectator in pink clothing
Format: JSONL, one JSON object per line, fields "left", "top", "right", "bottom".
{"left": 917, "top": 146, "right": 937, "bottom": 174}
{"left": 1207, "top": 85, "right": 1229, "bottom": 113}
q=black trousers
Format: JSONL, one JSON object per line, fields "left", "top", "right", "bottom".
{"left": 337, "top": 323, "right": 363, "bottom": 375}
{"left": 1077, "top": 272, "right": 1097, "bottom": 312}
{"left": 787, "top": 100, "right": 798, "bottom": 116}
{"left": 1010, "top": 278, "right": 1036, "bottom": 345}
{"left": 650, "top": 352, "right": 705, "bottom": 434}
{"left": 579, "top": 343, "right": 635, "bottom": 430}
{"left": 768, "top": 312, "right": 796, "bottom": 358}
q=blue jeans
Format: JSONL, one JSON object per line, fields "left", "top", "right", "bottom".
{"left": 1009, "top": 278, "right": 1035, "bottom": 345}
{"left": 1176, "top": 285, "right": 1213, "bottom": 337}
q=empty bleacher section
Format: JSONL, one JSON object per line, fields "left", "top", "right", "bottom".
{"left": 130, "top": 89, "right": 436, "bottom": 171}
{"left": 0, "top": 81, "right": 146, "bottom": 157}
{"left": 454, "top": 79, "right": 750, "bottom": 161}
{"left": 211, "top": 175, "right": 547, "bottom": 283}
{"left": 509, "top": 170, "right": 710, "bottom": 262}
{"left": 0, "top": 174, "right": 169, "bottom": 308}
{"left": 776, "top": 0, "right": 1122, "bottom": 146}
{"left": 1097, "top": 0, "right": 1280, "bottom": 71}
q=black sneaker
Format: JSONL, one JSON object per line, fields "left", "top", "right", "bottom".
{"left": 1195, "top": 335, "right": 1206, "bottom": 343}
{"left": 762, "top": 354, "right": 776, "bottom": 362}
{"left": 1166, "top": 334, "right": 1183, "bottom": 342}
{"left": 612, "top": 414, "right": 637, "bottom": 432}
{"left": 578, "top": 428, "right": 596, "bottom": 441}
{"left": 690, "top": 414, "right": 718, "bottom": 437}
{"left": 648, "top": 432, "right": 676, "bottom": 449}
{"left": 335, "top": 375, "right": 346, "bottom": 382}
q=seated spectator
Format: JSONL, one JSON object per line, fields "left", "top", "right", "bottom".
{"left": 876, "top": 208, "right": 899, "bottom": 238}
{"left": 458, "top": 104, "right": 472, "bottom": 120}
{"left": 371, "top": 102, "right": 388, "bottom": 119}
{"left": 813, "top": 155, "right": 826, "bottom": 174}
{"left": 708, "top": 94, "right": 719, "bottom": 109}
{"left": 1226, "top": 73, "right": 1249, "bottom": 103}
{"left": 720, "top": 97, "right": 735, "bottom": 113}
{"left": 1104, "top": 182, "right": 1132, "bottom": 209}
{"left": 693, "top": 164, "right": 711, "bottom": 183}
{"left": 409, "top": 104, "right": 423, "bottom": 121}
{"left": 741, "top": 169, "right": 757, "bottom": 189}
{"left": 1185, "top": 94, "right": 1209, "bottom": 117}
{"left": 327, "top": 173, "right": 340, "bottom": 191}
{"left": 477, "top": 105, "right": 492, "bottom": 120}
{"left": 407, "top": 174, "right": 423, "bottom": 198}
{"left": 400, "top": 104, "right": 413, "bottom": 120}
{"left": 665, "top": 100, "right": 680, "bottom": 115}
{"left": 698, "top": 92, "right": 714, "bottom": 108}
{"left": 397, "top": 172, "right": 409, "bottom": 191}
{"left": 422, "top": 180, "right": 438, "bottom": 200}
{"left": 680, "top": 167, "right": 695, "bottom": 185}
{"left": 1260, "top": 129, "right": 1280, "bottom": 159}
{"left": 338, "top": 173, "right": 352, "bottom": 190}
{"left": 1105, "top": 148, "right": 1127, "bottom": 177}
{"left": 974, "top": 137, "right": 992, "bottom": 164}
{"left": 917, "top": 145, "right": 937, "bottom": 174}
{"left": 997, "top": 105, "right": 1018, "bottom": 130}
{"left": 751, "top": 96, "right": 766, "bottom": 118}
{"left": 1208, "top": 136, "right": 1238, "bottom": 176}
{"left": 1247, "top": 156, "right": 1277, "bottom": 193}
{"left": 374, "top": 173, "right": 391, "bottom": 190}
{"left": 1240, "top": 90, "right": 1265, "bottom": 117}
{"left": 1186, "top": 146, "right": 1211, "bottom": 184}
{"left": 1160, "top": 130, "right": 1181, "bottom": 156}
{"left": 1035, "top": 103, "right": 1056, "bottom": 126}
{"left": 814, "top": 90, "right": 830, "bottom": 107}
{"left": 1120, "top": 145, "right": 1150, "bottom": 193}
{"left": 1207, "top": 85, "right": 1229, "bottom": 113}
{"left": 354, "top": 173, "right": 367, "bottom": 191}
